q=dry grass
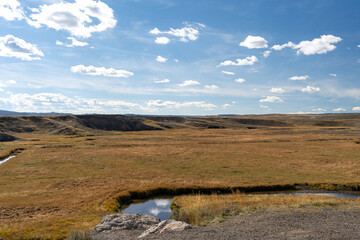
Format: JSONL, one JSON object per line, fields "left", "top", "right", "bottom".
{"left": 0, "top": 120, "right": 360, "bottom": 239}
{"left": 172, "top": 193, "right": 360, "bottom": 226}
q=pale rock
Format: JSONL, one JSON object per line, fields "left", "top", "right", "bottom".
{"left": 138, "top": 219, "right": 192, "bottom": 238}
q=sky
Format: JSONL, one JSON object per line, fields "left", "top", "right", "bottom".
{"left": 0, "top": 0, "right": 359, "bottom": 115}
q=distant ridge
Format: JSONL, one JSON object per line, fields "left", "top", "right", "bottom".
{"left": 0, "top": 110, "right": 68, "bottom": 116}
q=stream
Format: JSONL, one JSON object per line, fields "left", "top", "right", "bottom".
{"left": 121, "top": 191, "right": 360, "bottom": 220}
{"left": 0, "top": 155, "right": 16, "bottom": 165}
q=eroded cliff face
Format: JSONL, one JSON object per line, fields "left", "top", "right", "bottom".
{"left": 0, "top": 113, "right": 358, "bottom": 136}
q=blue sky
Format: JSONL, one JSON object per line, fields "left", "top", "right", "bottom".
{"left": 0, "top": 0, "right": 359, "bottom": 115}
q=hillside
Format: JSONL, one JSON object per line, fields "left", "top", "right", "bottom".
{"left": 0, "top": 113, "right": 359, "bottom": 138}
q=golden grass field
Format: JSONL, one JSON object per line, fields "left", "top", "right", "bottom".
{"left": 172, "top": 193, "right": 360, "bottom": 226}
{"left": 0, "top": 114, "right": 359, "bottom": 239}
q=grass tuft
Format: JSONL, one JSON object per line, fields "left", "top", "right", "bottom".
{"left": 66, "top": 229, "right": 91, "bottom": 240}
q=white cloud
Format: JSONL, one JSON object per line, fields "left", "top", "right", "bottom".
{"left": 147, "top": 100, "right": 216, "bottom": 110}
{"left": 235, "top": 78, "right": 245, "bottom": 83}
{"left": 6, "top": 80, "right": 16, "bottom": 84}
{"left": 313, "top": 108, "right": 326, "bottom": 112}
{"left": 302, "top": 86, "right": 320, "bottom": 93}
{"left": 329, "top": 73, "right": 337, "bottom": 77}
{"left": 177, "top": 80, "right": 200, "bottom": 87}
{"left": 205, "top": 84, "right": 219, "bottom": 89}
{"left": 27, "top": 0, "right": 117, "bottom": 38}
{"left": 222, "top": 71, "right": 235, "bottom": 75}
{"left": 56, "top": 37, "right": 88, "bottom": 47}
{"left": 260, "top": 105, "right": 269, "bottom": 108}
{"left": 155, "top": 37, "right": 170, "bottom": 44}
{"left": 71, "top": 65, "right": 133, "bottom": 78}
{"left": 218, "top": 56, "right": 258, "bottom": 67}
{"left": 154, "top": 79, "right": 170, "bottom": 83}
{"left": 149, "top": 23, "right": 205, "bottom": 43}
{"left": 263, "top": 50, "right": 271, "bottom": 58}
{"left": 239, "top": 35, "right": 268, "bottom": 49}
{"left": 0, "top": 0, "right": 24, "bottom": 21}
{"left": 259, "top": 96, "right": 283, "bottom": 103}
{"left": 270, "top": 87, "right": 285, "bottom": 93}
{"left": 271, "top": 35, "right": 342, "bottom": 55}
{"left": 333, "top": 108, "right": 346, "bottom": 112}
{"left": 156, "top": 55, "right": 167, "bottom": 62}
{"left": 0, "top": 93, "right": 218, "bottom": 113}
{"left": 271, "top": 42, "right": 295, "bottom": 51}
{"left": 174, "top": 59, "right": 179, "bottom": 62}
{"left": 357, "top": 45, "right": 360, "bottom": 48}
{"left": 0, "top": 93, "right": 150, "bottom": 113}
{"left": 289, "top": 75, "right": 310, "bottom": 81}
{"left": 353, "top": 107, "right": 360, "bottom": 111}
{"left": 222, "top": 103, "right": 230, "bottom": 109}
{"left": 0, "top": 35, "right": 44, "bottom": 61}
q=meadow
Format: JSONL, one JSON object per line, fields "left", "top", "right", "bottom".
{"left": 0, "top": 114, "right": 359, "bottom": 239}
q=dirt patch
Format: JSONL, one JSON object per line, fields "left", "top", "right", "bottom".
{"left": 0, "top": 206, "right": 59, "bottom": 219}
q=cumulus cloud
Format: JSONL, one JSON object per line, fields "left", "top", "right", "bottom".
{"left": 270, "top": 87, "right": 285, "bottom": 93}
{"left": 263, "top": 50, "right": 271, "bottom": 58}
{"left": 239, "top": 35, "right": 268, "bottom": 49}
{"left": 177, "top": 80, "right": 200, "bottom": 87}
{"left": 156, "top": 55, "right": 167, "bottom": 62}
{"left": 154, "top": 37, "right": 170, "bottom": 44}
{"left": 259, "top": 96, "right": 283, "bottom": 103}
{"left": 271, "top": 35, "right": 342, "bottom": 55}
{"left": 0, "top": 93, "right": 151, "bottom": 113}
{"left": 27, "top": 0, "right": 117, "bottom": 38}
{"left": 0, "top": 35, "right": 44, "bottom": 61}
{"left": 154, "top": 79, "right": 170, "bottom": 83}
{"left": 218, "top": 56, "right": 258, "bottom": 67}
{"left": 330, "top": 73, "right": 337, "bottom": 77}
{"left": 147, "top": 100, "right": 216, "bottom": 110}
{"left": 235, "top": 78, "right": 246, "bottom": 83}
{"left": 289, "top": 75, "right": 310, "bottom": 81}
{"left": 0, "top": 0, "right": 24, "bottom": 21}
{"left": 353, "top": 106, "right": 360, "bottom": 111}
{"left": 333, "top": 107, "right": 346, "bottom": 112}
{"left": 204, "top": 84, "right": 219, "bottom": 89}
{"left": 313, "top": 108, "right": 326, "bottom": 112}
{"left": 149, "top": 23, "right": 205, "bottom": 43}
{"left": 56, "top": 37, "right": 88, "bottom": 47}
{"left": 302, "top": 86, "right": 320, "bottom": 93}
{"left": 6, "top": 80, "right": 16, "bottom": 84}
{"left": 0, "top": 93, "right": 218, "bottom": 113}
{"left": 71, "top": 65, "right": 134, "bottom": 78}
{"left": 222, "top": 103, "right": 230, "bottom": 109}
{"left": 222, "top": 71, "right": 235, "bottom": 75}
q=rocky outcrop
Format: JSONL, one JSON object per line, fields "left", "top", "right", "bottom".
{"left": 91, "top": 214, "right": 192, "bottom": 239}
{"left": 138, "top": 219, "right": 192, "bottom": 238}
{"left": 92, "top": 214, "right": 160, "bottom": 233}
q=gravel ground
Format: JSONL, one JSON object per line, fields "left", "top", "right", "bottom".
{"left": 92, "top": 206, "right": 360, "bottom": 240}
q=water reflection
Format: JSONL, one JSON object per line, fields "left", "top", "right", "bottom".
{"left": 122, "top": 198, "right": 173, "bottom": 220}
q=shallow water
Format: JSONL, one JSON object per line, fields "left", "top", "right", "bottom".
{"left": 122, "top": 198, "right": 173, "bottom": 220}
{"left": 0, "top": 155, "right": 15, "bottom": 165}
{"left": 121, "top": 191, "right": 360, "bottom": 220}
